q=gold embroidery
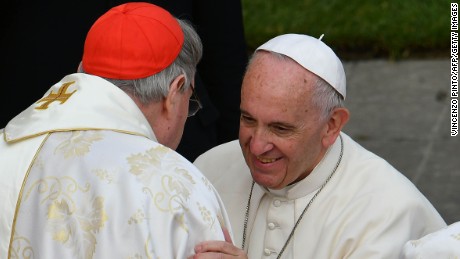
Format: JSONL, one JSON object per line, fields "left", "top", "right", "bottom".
{"left": 9, "top": 134, "right": 50, "bottom": 259}
{"left": 452, "top": 232, "right": 460, "bottom": 240}
{"left": 5, "top": 127, "right": 149, "bottom": 144}
{"left": 55, "top": 131, "right": 103, "bottom": 158}
{"left": 197, "top": 202, "right": 216, "bottom": 230}
{"left": 128, "top": 146, "right": 194, "bottom": 233}
{"left": 23, "top": 176, "right": 90, "bottom": 204}
{"left": 35, "top": 81, "right": 77, "bottom": 110}
{"left": 46, "top": 197, "right": 108, "bottom": 236}
{"left": 127, "top": 146, "right": 170, "bottom": 182}
{"left": 158, "top": 175, "right": 190, "bottom": 231}
{"left": 93, "top": 168, "right": 117, "bottom": 184}
{"left": 410, "top": 239, "right": 422, "bottom": 247}
{"left": 142, "top": 183, "right": 188, "bottom": 232}
{"left": 127, "top": 235, "right": 156, "bottom": 259}
{"left": 30, "top": 156, "right": 45, "bottom": 172}
{"left": 155, "top": 175, "right": 190, "bottom": 210}
{"left": 128, "top": 209, "right": 146, "bottom": 225}
{"left": 9, "top": 235, "right": 34, "bottom": 259}
{"left": 201, "top": 176, "right": 213, "bottom": 192}
{"left": 175, "top": 168, "right": 195, "bottom": 184}
{"left": 21, "top": 176, "right": 107, "bottom": 259}
{"left": 145, "top": 235, "right": 156, "bottom": 259}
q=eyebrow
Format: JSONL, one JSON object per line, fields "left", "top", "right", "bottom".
{"left": 269, "top": 121, "right": 297, "bottom": 131}
{"left": 240, "top": 109, "right": 297, "bottom": 129}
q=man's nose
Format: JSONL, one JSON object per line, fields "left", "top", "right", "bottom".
{"left": 249, "top": 128, "right": 274, "bottom": 156}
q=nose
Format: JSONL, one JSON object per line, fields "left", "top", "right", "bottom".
{"left": 249, "top": 128, "right": 274, "bottom": 156}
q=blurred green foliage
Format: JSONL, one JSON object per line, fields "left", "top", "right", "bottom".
{"left": 241, "top": 0, "right": 450, "bottom": 60}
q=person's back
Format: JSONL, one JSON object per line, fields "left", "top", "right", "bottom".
{"left": 0, "top": 3, "right": 231, "bottom": 258}
{"left": 1, "top": 121, "right": 228, "bottom": 258}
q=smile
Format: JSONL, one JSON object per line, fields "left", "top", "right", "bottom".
{"left": 256, "top": 156, "right": 281, "bottom": 164}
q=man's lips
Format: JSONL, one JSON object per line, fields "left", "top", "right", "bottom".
{"left": 256, "top": 156, "right": 282, "bottom": 164}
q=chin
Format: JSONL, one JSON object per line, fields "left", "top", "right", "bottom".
{"left": 251, "top": 171, "right": 283, "bottom": 189}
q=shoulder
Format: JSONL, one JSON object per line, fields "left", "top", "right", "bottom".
{"left": 340, "top": 132, "right": 412, "bottom": 187}
{"left": 194, "top": 140, "right": 243, "bottom": 168}
{"left": 196, "top": 140, "right": 242, "bottom": 160}
{"left": 336, "top": 133, "right": 445, "bottom": 230}
{"left": 341, "top": 133, "right": 432, "bottom": 203}
{"left": 194, "top": 140, "right": 247, "bottom": 181}
{"left": 47, "top": 130, "right": 206, "bottom": 189}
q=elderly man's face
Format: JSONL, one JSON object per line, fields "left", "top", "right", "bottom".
{"left": 239, "top": 52, "right": 330, "bottom": 189}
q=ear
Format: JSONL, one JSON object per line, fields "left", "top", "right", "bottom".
{"left": 321, "top": 107, "right": 350, "bottom": 147}
{"left": 162, "top": 74, "right": 186, "bottom": 117}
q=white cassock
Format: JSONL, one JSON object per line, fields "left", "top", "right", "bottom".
{"left": 401, "top": 221, "right": 460, "bottom": 258}
{"left": 194, "top": 134, "right": 446, "bottom": 258}
{"left": 0, "top": 73, "right": 232, "bottom": 259}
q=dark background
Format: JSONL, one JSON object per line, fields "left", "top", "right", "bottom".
{"left": 0, "top": 1, "right": 248, "bottom": 161}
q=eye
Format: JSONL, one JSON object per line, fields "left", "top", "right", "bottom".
{"left": 240, "top": 114, "right": 256, "bottom": 125}
{"left": 274, "top": 125, "right": 288, "bottom": 132}
{"left": 270, "top": 124, "right": 294, "bottom": 136}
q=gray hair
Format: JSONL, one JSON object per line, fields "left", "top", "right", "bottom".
{"left": 248, "top": 51, "right": 344, "bottom": 120}
{"left": 311, "top": 76, "right": 345, "bottom": 120}
{"left": 79, "top": 18, "right": 202, "bottom": 104}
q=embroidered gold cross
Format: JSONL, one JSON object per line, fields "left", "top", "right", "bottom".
{"left": 35, "top": 81, "right": 77, "bottom": 110}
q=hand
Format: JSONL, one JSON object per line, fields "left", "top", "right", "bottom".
{"left": 188, "top": 226, "right": 248, "bottom": 259}
{"left": 188, "top": 240, "right": 248, "bottom": 259}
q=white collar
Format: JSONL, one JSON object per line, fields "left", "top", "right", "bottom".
{"left": 4, "top": 73, "right": 156, "bottom": 143}
{"left": 263, "top": 134, "right": 343, "bottom": 200}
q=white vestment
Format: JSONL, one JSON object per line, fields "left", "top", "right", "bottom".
{"left": 0, "top": 73, "right": 232, "bottom": 259}
{"left": 401, "top": 221, "right": 460, "bottom": 258}
{"left": 194, "top": 134, "right": 446, "bottom": 258}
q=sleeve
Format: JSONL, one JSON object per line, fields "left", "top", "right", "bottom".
{"left": 140, "top": 151, "right": 232, "bottom": 258}
{"left": 400, "top": 222, "right": 460, "bottom": 259}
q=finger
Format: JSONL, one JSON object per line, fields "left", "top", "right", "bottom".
{"left": 195, "top": 240, "right": 244, "bottom": 256}
{"left": 190, "top": 251, "right": 234, "bottom": 259}
{"left": 222, "top": 226, "right": 233, "bottom": 244}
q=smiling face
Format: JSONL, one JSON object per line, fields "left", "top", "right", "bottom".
{"left": 239, "top": 52, "right": 331, "bottom": 189}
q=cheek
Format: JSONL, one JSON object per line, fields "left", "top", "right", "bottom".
{"left": 238, "top": 125, "right": 252, "bottom": 144}
{"left": 281, "top": 136, "right": 313, "bottom": 165}
{"left": 277, "top": 141, "right": 298, "bottom": 163}
{"left": 293, "top": 138, "right": 322, "bottom": 169}
{"left": 238, "top": 135, "right": 250, "bottom": 161}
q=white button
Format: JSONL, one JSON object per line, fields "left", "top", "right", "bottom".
{"left": 264, "top": 248, "right": 271, "bottom": 256}
{"left": 268, "top": 222, "right": 276, "bottom": 230}
{"left": 273, "top": 200, "right": 281, "bottom": 207}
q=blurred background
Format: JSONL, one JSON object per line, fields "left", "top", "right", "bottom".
{"left": 241, "top": 0, "right": 449, "bottom": 60}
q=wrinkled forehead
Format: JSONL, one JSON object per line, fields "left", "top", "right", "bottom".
{"left": 244, "top": 51, "right": 318, "bottom": 91}
{"left": 248, "top": 50, "right": 298, "bottom": 69}
{"left": 242, "top": 52, "right": 319, "bottom": 109}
